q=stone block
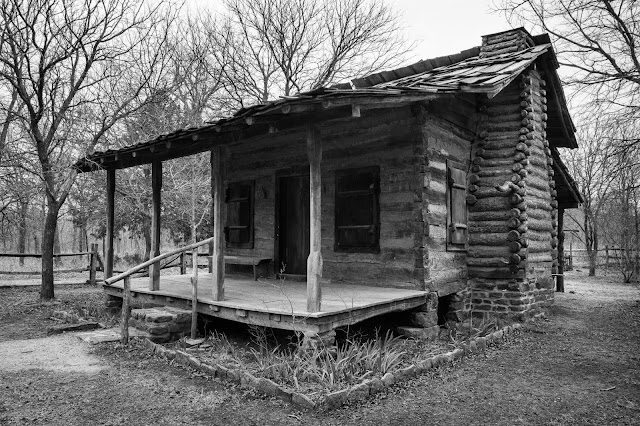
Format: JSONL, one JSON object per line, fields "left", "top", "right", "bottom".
{"left": 201, "top": 363, "right": 218, "bottom": 378}
{"left": 432, "top": 354, "right": 447, "bottom": 367}
{"left": 147, "top": 324, "right": 169, "bottom": 335}
{"left": 476, "top": 337, "right": 487, "bottom": 351}
{"left": 381, "top": 372, "right": 395, "bottom": 387}
{"left": 163, "top": 307, "right": 192, "bottom": 323}
{"left": 324, "top": 389, "right": 349, "bottom": 409}
{"left": 410, "top": 311, "right": 438, "bottom": 327}
{"left": 145, "top": 310, "right": 174, "bottom": 323}
{"left": 131, "top": 309, "right": 146, "bottom": 320}
{"left": 417, "top": 359, "right": 433, "bottom": 371}
{"left": 154, "top": 345, "right": 166, "bottom": 357}
{"left": 369, "top": 378, "right": 384, "bottom": 394}
{"left": 347, "top": 382, "right": 370, "bottom": 402}
{"left": 397, "top": 364, "right": 417, "bottom": 379}
{"left": 188, "top": 356, "right": 203, "bottom": 371}
{"left": 240, "top": 372, "right": 259, "bottom": 388}
{"left": 493, "top": 330, "right": 504, "bottom": 341}
{"left": 174, "top": 350, "right": 190, "bottom": 366}
{"left": 452, "top": 348, "right": 465, "bottom": 360}
{"left": 148, "top": 333, "right": 171, "bottom": 344}
{"left": 292, "top": 392, "right": 316, "bottom": 410}
{"left": 227, "top": 369, "right": 242, "bottom": 383}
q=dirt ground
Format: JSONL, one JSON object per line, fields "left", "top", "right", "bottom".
{"left": 0, "top": 271, "right": 639, "bottom": 425}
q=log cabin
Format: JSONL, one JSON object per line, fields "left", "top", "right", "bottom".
{"left": 75, "top": 28, "right": 582, "bottom": 345}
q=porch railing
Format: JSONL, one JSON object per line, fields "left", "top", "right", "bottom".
{"left": 105, "top": 237, "right": 214, "bottom": 344}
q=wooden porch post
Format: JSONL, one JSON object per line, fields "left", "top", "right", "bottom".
{"left": 211, "top": 146, "right": 225, "bottom": 301}
{"left": 105, "top": 169, "right": 115, "bottom": 279}
{"left": 149, "top": 160, "right": 162, "bottom": 291}
{"left": 556, "top": 206, "right": 565, "bottom": 292}
{"left": 306, "top": 126, "right": 322, "bottom": 313}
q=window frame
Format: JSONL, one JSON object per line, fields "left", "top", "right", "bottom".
{"left": 225, "top": 180, "right": 255, "bottom": 249}
{"left": 334, "top": 166, "right": 381, "bottom": 254}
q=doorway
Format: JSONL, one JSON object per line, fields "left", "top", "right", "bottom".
{"left": 276, "top": 173, "right": 310, "bottom": 277}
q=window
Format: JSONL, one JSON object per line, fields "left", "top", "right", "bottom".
{"left": 447, "top": 160, "right": 468, "bottom": 250}
{"left": 225, "top": 180, "right": 254, "bottom": 248}
{"left": 335, "top": 166, "right": 380, "bottom": 253}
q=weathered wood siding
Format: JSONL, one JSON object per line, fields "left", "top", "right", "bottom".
{"left": 223, "top": 107, "right": 422, "bottom": 289}
{"left": 419, "top": 103, "right": 476, "bottom": 297}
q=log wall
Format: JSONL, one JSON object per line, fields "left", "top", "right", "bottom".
{"left": 223, "top": 107, "right": 422, "bottom": 289}
{"left": 466, "top": 69, "right": 556, "bottom": 317}
{"left": 419, "top": 106, "right": 475, "bottom": 297}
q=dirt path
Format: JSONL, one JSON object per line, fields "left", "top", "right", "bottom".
{"left": 0, "top": 271, "right": 638, "bottom": 425}
{"left": 0, "top": 335, "right": 105, "bottom": 374}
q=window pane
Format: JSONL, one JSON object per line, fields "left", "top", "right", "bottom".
{"left": 335, "top": 166, "right": 379, "bottom": 252}
{"left": 337, "top": 193, "right": 374, "bottom": 226}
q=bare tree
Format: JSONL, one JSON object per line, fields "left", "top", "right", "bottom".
{"left": 220, "top": 0, "right": 412, "bottom": 104}
{"left": 0, "top": 0, "right": 178, "bottom": 300}
{"left": 564, "top": 121, "right": 618, "bottom": 276}
{"left": 495, "top": 0, "right": 640, "bottom": 131}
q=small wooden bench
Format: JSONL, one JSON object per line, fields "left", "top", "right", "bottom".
{"left": 223, "top": 256, "right": 272, "bottom": 280}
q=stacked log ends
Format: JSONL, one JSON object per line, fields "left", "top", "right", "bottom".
{"left": 467, "top": 82, "right": 529, "bottom": 291}
{"left": 467, "top": 66, "right": 555, "bottom": 316}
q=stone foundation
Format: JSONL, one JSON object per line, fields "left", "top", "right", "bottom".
{"left": 128, "top": 307, "right": 191, "bottom": 343}
{"left": 470, "top": 279, "right": 554, "bottom": 319}
{"left": 105, "top": 294, "right": 122, "bottom": 315}
{"left": 397, "top": 291, "right": 439, "bottom": 339}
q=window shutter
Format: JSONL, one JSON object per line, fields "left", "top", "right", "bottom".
{"left": 225, "top": 181, "right": 254, "bottom": 248}
{"left": 335, "top": 166, "right": 380, "bottom": 253}
{"left": 447, "top": 162, "right": 468, "bottom": 249}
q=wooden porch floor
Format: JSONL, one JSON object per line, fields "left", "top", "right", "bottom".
{"left": 104, "top": 273, "right": 427, "bottom": 334}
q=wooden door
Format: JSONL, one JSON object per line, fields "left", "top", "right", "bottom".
{"left": 277, "top": 175, "right": 310, "bottom": 276}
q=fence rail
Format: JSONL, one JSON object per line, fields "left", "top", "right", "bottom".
{"left": 565, "top": 246, "right": 639, "bottom": 269}
{"left": 0, "top": 244, "right": 103, "bottom": 284}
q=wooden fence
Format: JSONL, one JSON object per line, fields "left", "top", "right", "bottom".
{"left": 0, "top": 244, "right": 211, "bottom": 285}
{"left": 565, "top": 246, "right": 639, "bottom": 269}
{"left": 0, "top": 244, "right": 103, "bottom": 284}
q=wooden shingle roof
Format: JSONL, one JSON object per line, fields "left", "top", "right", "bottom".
{"left": 372, "top": 44, "right": 551, "bottom": 98}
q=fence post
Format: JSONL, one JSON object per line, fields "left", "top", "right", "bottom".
{"left": 121, "top": 276, "right": 131, "bottom": 345}
{"left": 569, "top": 241, "right": 573, "bottom": 271}
{"left": 89, "top": 243, "right": 98, "bottom": 286}
{"left": 191, "top": 247, "right": 199, "bottom": 339}
{"left": 180, "top": 252, "right": 186, "bottom": 275}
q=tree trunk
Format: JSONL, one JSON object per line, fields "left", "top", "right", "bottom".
{"left": 18, "top": 199, "right": 28, "bottom": 266}
{"left": 40, "top": 200, "right": 60, "bottom": 301}
{"left": 143, "top": 216, "right": 151, "bottom": 261}
{"left": 54, "top": 225, "right": 62, "bottom": 266}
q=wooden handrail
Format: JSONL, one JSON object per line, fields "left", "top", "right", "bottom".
{"left": 105, "top": 237, "right": 214, "bottom": 285}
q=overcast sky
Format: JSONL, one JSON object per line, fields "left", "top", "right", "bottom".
{"left": 189, "top": 0, "right": 514, "bottom": 62}
{"left": 389, "top": 0, "right": 512, "bottom": 60}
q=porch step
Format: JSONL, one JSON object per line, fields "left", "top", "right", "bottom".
{"left": 128, "top": 307, "right": 191, "bottom": 343}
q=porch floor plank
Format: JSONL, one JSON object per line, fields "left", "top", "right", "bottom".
{"left": 106, "top": 273, "right": 428, "bottom": 332}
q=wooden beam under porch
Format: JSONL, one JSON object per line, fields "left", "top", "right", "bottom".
{"left": 103, "top": 274, "right": 427, "bottom": 335}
